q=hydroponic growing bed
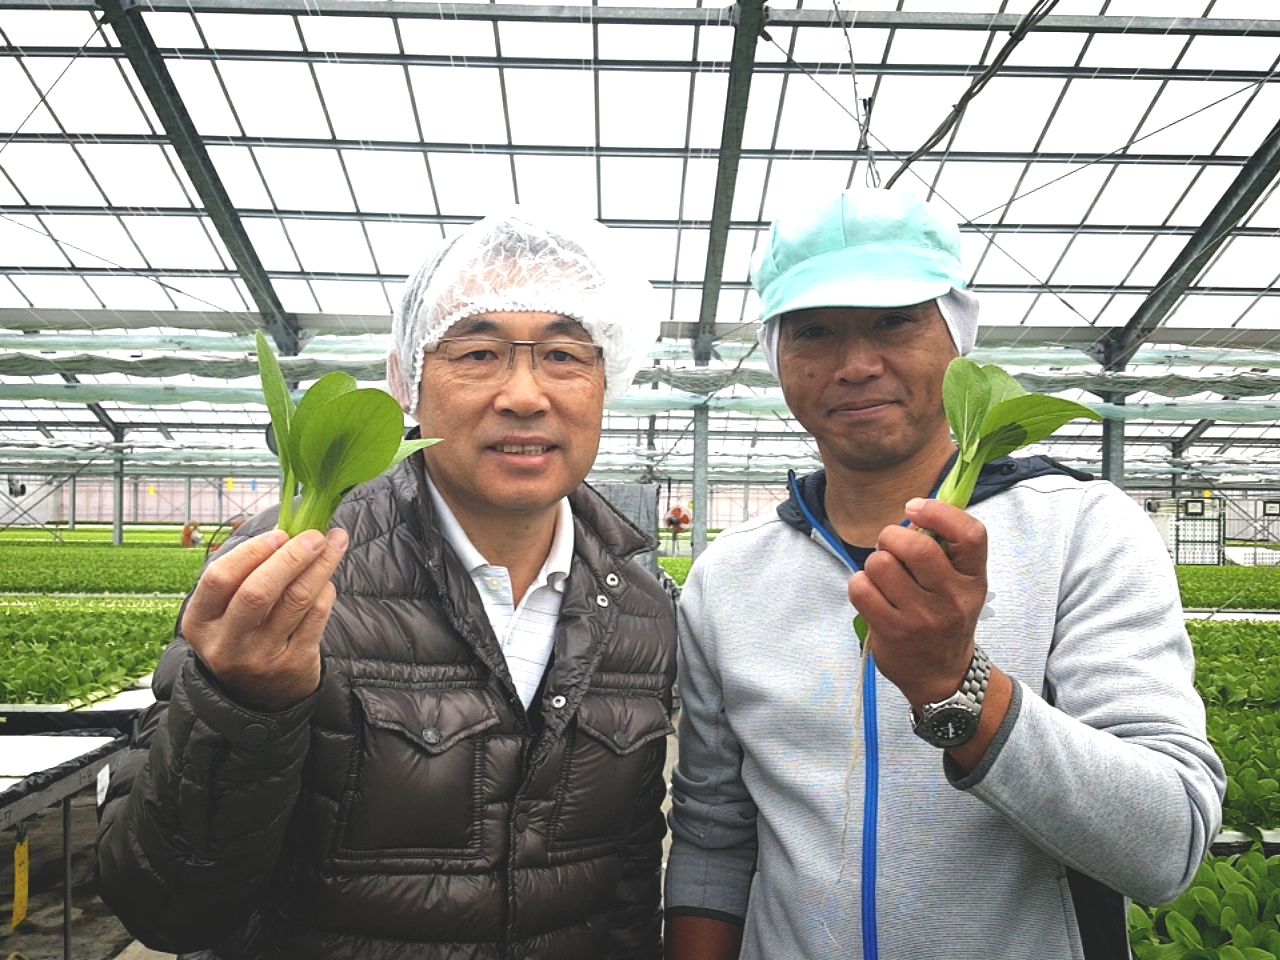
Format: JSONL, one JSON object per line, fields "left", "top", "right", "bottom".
{"left": 0, "top": 544, "right": 205, "bottom": 595}
{"left": 0, "top": 596, "right": 180, "bottom": 707}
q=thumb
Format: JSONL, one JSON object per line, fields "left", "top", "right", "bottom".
{"left": 904, "top": 498, "right": 987, "bottom": 579}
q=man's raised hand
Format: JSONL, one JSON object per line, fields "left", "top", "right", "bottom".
{"left": 846, "top": 497, "right": 988, "bottom": 711}
{"left": 181, "top": 527, "right": 348, "bottom": 713}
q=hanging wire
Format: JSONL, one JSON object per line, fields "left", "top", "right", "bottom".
{"left": 763, "top": 33, "right": 1096, "bottom": 326}
{"left": 885, "top": 0, "right": 1060, "bottom": 189}
{"left": 0, "top": 215, "right": 250, "bottom": 318}
{"left": 0, "top": 15, "right": 257, "bottom": 328}
{"left": 0, "top": 23, "right": 103, "bottom": 161}
{"left": 763, "top": 25, "right": 1280, "bottom": 338}
{"left": 972, "top": 68, "right": 1280, "bottom": 221}
{"left": 830, "top": 0, "right": 881, "bottom": 187}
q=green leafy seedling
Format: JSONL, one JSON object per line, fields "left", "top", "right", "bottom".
{"left": 255, "top": 331, "right": 440, "bottom": 535}
{"left": 852, "top": 357, "right": 1101, "bottom": 642}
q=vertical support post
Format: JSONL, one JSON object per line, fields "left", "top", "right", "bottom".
{"left": 742, "top": 481, "right": 751, "bottom": 522}
{"left": 63, "top": 796, "right": 72, "bottom": 960}
{"left": 67, "top": 475, "right": 76, "bottom": 531}
{"left": 693, "top": 405, "right": 709, "bottom": 559}
{"left": 1100, "top": 395, "right": 1125, "bottom": 488}
{"left": 184, "top": 476, "right": 193, "bottom": 525}
{"left": 132, "top": 479, "right": 140, "bottom": 523}
{"left": 112, "top": 455, "right": 124, "bottom": 546}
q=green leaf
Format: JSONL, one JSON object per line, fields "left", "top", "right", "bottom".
{"left": 255, "top": 330, "right": 295, "bottom": 474}
{"left": 1166, "top": 910, "right": 1204, "bottom": 949}
{"left": 853, "top": 614, "right": 869, "bottom": 643}
{"left": 942, "top": 358, "right": 989, "bottom": 457}
{"left": 973, "top": 420, "right": 1028, "bottom": 464}
{"left": 390, "top": 437, "right": 441, "bottom": 468}
{"left": 977, "top": 394, "right": 1102, "bottom": 460}
{"left": 979, "top": 362, "right": 1026, "bottom": 407}
{"left": 289, "top": 388, "right": 405, "bottom": 533}
{"left": 1237, "top": 949, "right": 1276, "bottom": 960}
{"left": 1219, "top": 946, "right": 1247, "bottom": 960}
{"left": 288, "top": 371, "right": 358, "bottom": 485}
{"left": 1232, "top": 923, "right": 1255, "bottom": 950}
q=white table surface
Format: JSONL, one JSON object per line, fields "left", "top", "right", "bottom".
{"left": 0, "top": 735, "right": 117, "bottom": 780}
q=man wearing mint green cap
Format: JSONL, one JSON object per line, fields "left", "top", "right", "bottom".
{"left": 665, "top": 189, "right": 1223, "bottom": 960}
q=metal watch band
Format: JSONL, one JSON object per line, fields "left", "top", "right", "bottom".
{"left": 958, "top": 645, "right": 991, "bottom": 708}
{"left": 910, "top": 645, "right": 992, "bottom": 748}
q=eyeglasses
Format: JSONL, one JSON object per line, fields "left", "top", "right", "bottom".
{"left": 425, "top": 337, "right": 604, "bottom": 384}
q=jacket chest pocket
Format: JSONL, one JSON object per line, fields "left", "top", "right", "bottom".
{"left": 335, "top": 683, "right": 501, "bottom": 857}
{"left": 550, "top": 691, "right": 674, "bottom": 847}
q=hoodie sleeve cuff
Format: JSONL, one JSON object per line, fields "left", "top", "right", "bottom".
{"left": 944, "top": 679, "right": 1023, "bottom": 790}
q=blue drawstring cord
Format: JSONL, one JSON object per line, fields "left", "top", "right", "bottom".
{"left": 787, "top": 470, "right": 880, "bottom": 960}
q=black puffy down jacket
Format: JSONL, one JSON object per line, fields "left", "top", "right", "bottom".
{"left": 96, "top": 456, "right": 676, "bottom": 959}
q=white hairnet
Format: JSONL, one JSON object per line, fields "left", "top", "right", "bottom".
{"left": 388, "top": 207, "right": 659, "bottom": 417}
{"left": 757, "top": 287, "right": 980, "bottom": 378}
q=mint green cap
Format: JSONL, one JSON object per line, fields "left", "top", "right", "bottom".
{"left": 751, "top": 189, "right": 966, "bottom": 321}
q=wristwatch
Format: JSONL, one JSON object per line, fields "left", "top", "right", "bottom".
{"left": 910, "top": 645, "right": 991, "bottom": 749}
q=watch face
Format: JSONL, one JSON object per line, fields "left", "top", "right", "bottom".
{"left": 929, "top": 707, "right": 979, "bottom": 748}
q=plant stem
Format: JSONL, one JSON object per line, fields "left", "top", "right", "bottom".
{"left": 278, "top": 468, "right": 296, "bottom": 532}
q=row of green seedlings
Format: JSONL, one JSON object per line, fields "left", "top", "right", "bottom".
{"left": 0, "top": 596, "right": 180, "bottom": 707}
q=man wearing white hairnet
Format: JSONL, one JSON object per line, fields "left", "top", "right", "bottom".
{"left": 664, "top": 190, "right": 1223, "bottom": 960}
{"left": 97, "top": 209, "right": 676, "bottom": 960}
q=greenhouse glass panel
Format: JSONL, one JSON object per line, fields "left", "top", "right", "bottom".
{"left": 408, "top": 67, "right": 511, "bottom": 143}
{"left": 599, "top": 71, "right": 693, "bottom": 148}
{"left": 194, "top": 13, "right": 302, "bottom": 52}
{"left": 282, "top": 220, "right": 376, "bottom": 275}
{"left": 397, "top": 18, "right": 496, "bottom": 57}
{"left": 428, "top": 153, "right": 516, "bottom": 213}
{"left": 297, "top": 15, "right": 400, "bottom": 54}
{"left": 312, "top": 64, "right": 420, "bottom": 143}
{"left": 497, "top": 21, "right": 593, "bottom": 59}
{"left": 597, "top": 25, "right": 695, "bottom": 59}
{"left": 512, "top": 155, "right": 598, "bottom": 220}
{"left": 118, "top": 217, "right": 227, "bottom": 270}
{"left": 240, "top": 220, "right": 301, "bottom": 273}
{"left": 77, "top": 145, "right": 192, "bottom": 209}
{"left": 599, "top": 156, "right": 684, "bottom": 219}
{"left": 505, "top": 69, "right": 597, "bottom": 146}
{"left": 218, "top": 62, "right": 331, "bottom": 139}
{"left": 342, "top": 152, "right": 438, "bottom": 215}
{"left": 254, "top": 148, "right": 356, "bottom": 212}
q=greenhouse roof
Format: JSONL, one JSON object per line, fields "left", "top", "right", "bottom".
{"left": 3, "top": 0, "right": 1280, "bottom": 486}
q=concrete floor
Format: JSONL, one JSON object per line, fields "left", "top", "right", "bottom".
{"left": 0, "top": 789, "right": 145, "bottom": 960}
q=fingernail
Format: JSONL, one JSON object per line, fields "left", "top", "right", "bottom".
{"left": 327, "top": 527, "right": 349, "bottom": 550}
{"left": 905, "top": 498, "right": 925, "bottom": 512}
{"left": 264, "top": 529, "right": 289, "bottom": 548}
{"left": 297, "top": 529, "right": 325, "bottom": 553}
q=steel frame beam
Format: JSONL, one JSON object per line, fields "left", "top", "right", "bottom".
{"left": 0, "top": 133, "right": 1260, "bottom": 167}
{"left": 6, "top": 45, "right": 1278, "bottom": 86}
{"left": 14, "top": 204, "right": 1280, "bottom": 238}
{"left": 1172, "top": 418, "right": 1216, "bottom": 458}
{"left": 60, "top": 373, "right": 125, "bottom": 442}
{"left": 10, "top": 308, "right": 1280, "bottom": 350}
{"left": 1089, "top": 115, "right": 1280, "bottom": 371}
{"left": 693, "top": 0, "right": 765, "bottom": 366}
{"left": 9, "top": 266, "right": 1280, "bottom": 301}
{"left": 3, "top": 2, "right": 1279, "bottom": 36}
{"left": 96, "top": 0, "right": 299, "bottom": 355}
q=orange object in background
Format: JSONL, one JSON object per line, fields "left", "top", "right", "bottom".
{"left": 664, "top": 505, "right": 692, "bottom": 535}
{"left": 181, "top": 522, "right": 202, "bottom": 547}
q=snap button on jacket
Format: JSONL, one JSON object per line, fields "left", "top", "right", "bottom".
{"left": 96, "top": 457, "right": 677, "bottom": 960}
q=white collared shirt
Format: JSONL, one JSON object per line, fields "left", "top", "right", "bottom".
{"left": 425, "top": 472, "right": 574, "bottom": 709}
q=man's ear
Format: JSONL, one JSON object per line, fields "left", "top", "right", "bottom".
{"left": 386, "top": 349, "right": 414, "bottom": 414}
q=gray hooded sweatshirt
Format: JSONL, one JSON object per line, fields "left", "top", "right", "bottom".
{"left": 665, "top": 459, "right": 1225, "bottom": 960}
